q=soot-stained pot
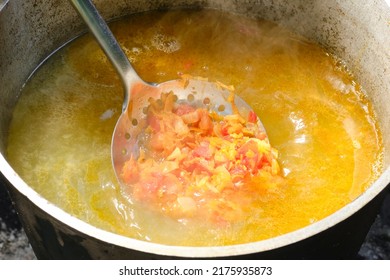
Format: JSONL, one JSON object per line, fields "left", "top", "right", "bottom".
{"left": 0, "top": 0, "right": 389, "bottom": 259}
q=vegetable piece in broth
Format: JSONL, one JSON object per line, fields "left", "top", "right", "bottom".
{"left": 121, "top": 92, "right": 281, "bottom": 226}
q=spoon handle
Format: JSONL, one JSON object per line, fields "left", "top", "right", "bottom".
{"left": 69, "top": 0, "right": 140, "bottom": 109}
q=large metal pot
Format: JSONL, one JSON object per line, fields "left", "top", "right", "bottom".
{"left": 0, "top": 0, "right": 389, "bottom": 259}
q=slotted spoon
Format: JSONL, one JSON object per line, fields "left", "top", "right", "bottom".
{"left": 69, "top": 0, "right": 266, "bottom": 186}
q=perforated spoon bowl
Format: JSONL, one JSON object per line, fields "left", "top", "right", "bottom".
{"left": 69, "top": 0, "right": 266, "bottom": 186}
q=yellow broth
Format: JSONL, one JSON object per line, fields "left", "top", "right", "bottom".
{"left": 7, "top": 10, "right": 383, "bottom": 246}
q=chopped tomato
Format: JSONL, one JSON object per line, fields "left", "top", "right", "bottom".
{"left": 192, "top": 141, "right": 213, "bottom": 159}
{"left": 174, "top": 103, "right": 196, "bottom": 116}
{"left": 121, "top": 157, "right": 139, "bottom": 184}
{"left": 121, "top": 91, "right": 281, "bottom": 226}
{"left": 248, "top": 110, "right": 258, "bottom": 123}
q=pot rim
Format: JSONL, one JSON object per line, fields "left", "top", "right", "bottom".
{"left": 1, "top": 153, "right": 389, "bottom": 258}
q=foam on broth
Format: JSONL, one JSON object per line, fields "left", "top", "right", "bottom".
{"left": 7, "top": 10, "right": 383, "bottom": 246}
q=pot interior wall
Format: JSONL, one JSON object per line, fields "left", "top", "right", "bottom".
{"left": 1, "top": 0, "right": 389, "bottom": 168}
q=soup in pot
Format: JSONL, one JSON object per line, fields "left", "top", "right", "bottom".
{"left": 7, "top": 9, "right": 383, "bottom": 246}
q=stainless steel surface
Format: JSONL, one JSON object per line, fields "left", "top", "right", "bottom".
{"left": 69, "top": 0, "right": 136, "bottom": 111}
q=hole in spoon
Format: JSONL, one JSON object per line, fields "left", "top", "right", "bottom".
{"left": 218, "top": 104, "right": 225, "bottom": 112}
{"left": 187, "top": 93, "right": 195, "bottom": 102}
